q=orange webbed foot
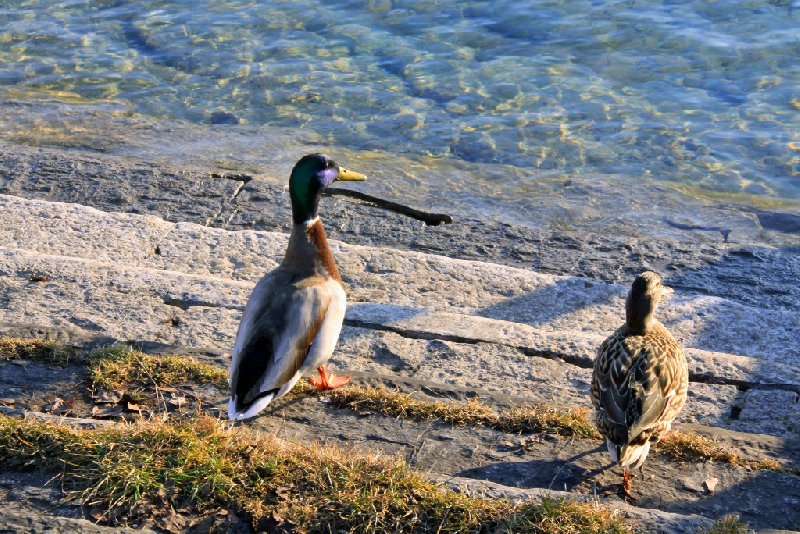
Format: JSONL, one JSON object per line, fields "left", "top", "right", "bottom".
{"left": 324, "top": 373, "right": 351, "bottom": 388}
{"left": 309, "top": 366, "right": 351, "bottom": 390}
{"left": 622, "top": 466, "right": 637, "bottom": 502}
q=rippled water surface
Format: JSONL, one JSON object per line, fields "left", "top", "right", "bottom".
{"left": 1, "top": 0, "right": 799, "bottom": 236}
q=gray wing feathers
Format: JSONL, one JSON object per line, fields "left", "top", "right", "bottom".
{"left": 257, "top": 287, "right": 329, "bottom": 393}
{"left": 599, "top": 372, "right": 628, "bottom": 426}
{"left": 625, "top": 353, "right": 670, "bottom": 440}
{"left": 229, "top": 271, "right": 333, "bottom": 406}
{"left": 228, "top": 272, "right": 284, "bottom": 397}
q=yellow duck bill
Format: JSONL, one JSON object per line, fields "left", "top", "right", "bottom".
{"left": 337, "top": 167, "right": 367, "bottom": 181}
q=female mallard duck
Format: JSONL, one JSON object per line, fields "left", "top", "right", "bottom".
{"left": 591, "top": 271, "right": 688, "bottom": 496}
{"left": 228, "top": 153, "right": 366, "bottom": 421}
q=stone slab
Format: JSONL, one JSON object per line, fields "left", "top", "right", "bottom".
{"left": 0, "top": 502, "right": 154, "bottom": 533}
{"left": 0, "top": 237, "right": 795, "bottom": 392}
{"left": 2, "top": 194, "right": 797, "bottom": 382}
{"left": 1, "top": 141, "right": 798, "bottom": 315}
{"left": 0, "top": 197, "right": 795, "bottom": 437}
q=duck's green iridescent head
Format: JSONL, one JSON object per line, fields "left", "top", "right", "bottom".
{"left": 289, "top": 153, "right": 366, "bottom": 225}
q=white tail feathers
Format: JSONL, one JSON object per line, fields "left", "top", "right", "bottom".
{"left": 618, "top": 440, "right": 652, "bottom": 470}
{"left": 606, "top": 439, "right": 619, "bottom": 463}
{"left": 227, "top": 371, "right": 304, "bottom": 421}
{"left": 228, "top": 393, "right": 275, "bottom": 421}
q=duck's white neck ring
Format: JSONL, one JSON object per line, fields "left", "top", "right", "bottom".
{"left": 303, "top": 216, "right": 320, "bottom": 227}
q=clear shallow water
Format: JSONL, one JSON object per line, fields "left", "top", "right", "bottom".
{"left": 1, "top": 0, "right": 799, "bottom": 236}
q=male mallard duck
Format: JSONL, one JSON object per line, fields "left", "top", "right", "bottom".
{"left": 228, "top": 153, "right": 366, "bottom": 421}
{"left": 591, "top": 271, "right": 688, "bottom": 497}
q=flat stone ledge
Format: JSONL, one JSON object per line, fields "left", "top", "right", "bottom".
{"left": 1, "top": 142, "right": 798, "bottom": 314}
{"left": 0, "top": 195, "right": 798, "bottom": 440}
{"left": 0, "top": 503, "right": 155, "bottom": 534}
{"left": 1, "top": 193, "right": 796, "bottom": 377}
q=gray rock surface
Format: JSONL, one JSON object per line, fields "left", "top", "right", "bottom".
{"left": 0, "top": 194, "right": 797, "bottom": 433}
{"left": 1, "top": 194, "right": 796, "bottom": 386}
{"left": 0, "top": 501, "right": 153, "bottom": 534}
{"left": 0, "top": 193, "right": 797, "bottom": 448}
{"left": 1, "top": 141, "right": 798, "bottom": 313}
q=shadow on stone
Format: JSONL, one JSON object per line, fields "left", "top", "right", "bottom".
{"left": 457, "top": 457, "right": 598, "bottom": 492}
{"left": 475, "top": 277, "right": 615, "bottom": 328}
{"left": 653, "top": 466, "right": 800, "bottom": 530}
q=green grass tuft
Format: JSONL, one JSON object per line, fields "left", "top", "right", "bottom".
{"left": 505, "top": 496, "right": 631, "bottom": 534}
{"left": 301, "top": 382, "right": 601, "bottom": 439}
{"left": 702, "top": 514, "right": 751, "bottom": 534}
{"left": 1, "top": 337, "right": 789, "bottom": 476}
{"left": 0, "top": 336, "right": 75, "bottom": 366}
{"left": 87, "top": 344, "right": 227, "bottom": 391}
{"left": 82, "top": 343, "right": 600, "bottom": 439}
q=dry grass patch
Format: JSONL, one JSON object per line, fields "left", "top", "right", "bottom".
{"left": 306, "top": 383, "right": 601, "bottom": 439}
{"left": 2, "top": 338, "right": 791, "bottom": 475}
{"left": 0, "top": 336, "right": 75, "bottom": 365}
{"left": 87, "top": 344, "right": 227, "bottom": 392}
{"left": 0, "top": 413, "right": 631, "bottom": 533}
{"left": 504, "top": 497, "right": 632, "bottom": 534}
{"left": 82, "top": 345, "right": 599, "bottom": 439}
{"left": 658, "top": 431, "right": 783, "bottom": 471}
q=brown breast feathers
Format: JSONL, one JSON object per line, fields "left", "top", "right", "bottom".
{"left": 306, "top": 219, "right": 342, "bottom": 283}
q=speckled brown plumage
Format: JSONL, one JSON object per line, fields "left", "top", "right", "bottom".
{"left": 591, "top": 271, "right": 688, "bottom": 471}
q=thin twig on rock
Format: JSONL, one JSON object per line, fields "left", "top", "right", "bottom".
{"left": 324, "top": 187, "right": 453, "bottom": 226}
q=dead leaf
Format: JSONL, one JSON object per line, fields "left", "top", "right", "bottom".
{"left": 93, "top": 390, "right": 123, "bottom": 404}
{"left": 43, "top": 398, "right": 65, "bottom": 413}
{"left": 28, "top": 274, "right": 49, "bottom": 282}
{"left": 255, "top": 511, "right": 296, "bottom": 533}
{"left": 275, "top": 485, "right": 293, "bottom": 501}
{"left": 168, "top": 395, "right": 186, "bottom": 407}
{"left": 187, "top": 515, "right": 216, "bottom": 532}
{"left": 91, "top": 405, "right": 124, "bottom": 419}
{"left": 703, "top": 477, "right": 719, "bottom": 494}
{"left": 154, "top": 487, "right": 168, "bottom": 505}
{"left": 226, "top": 510, "right": 247, "bottom": 527}
{"left": 154, "top": 511, "right": 187, "bottom": 534}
